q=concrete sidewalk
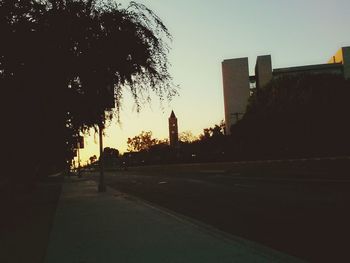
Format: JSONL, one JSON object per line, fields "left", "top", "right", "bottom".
{"left": 45, "top": 177, "right": 304, "bottom": 263}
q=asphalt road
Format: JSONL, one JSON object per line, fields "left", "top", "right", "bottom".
{"left": 90, "top": 159, "right": 350, "bottom": 262}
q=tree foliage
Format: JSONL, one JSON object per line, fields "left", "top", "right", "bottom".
{"left": 103, "top": 147, "right": 119, "bottom": 158}
{"left": 232, "top": 73, "right": 350, "bottom": 158}
{"left": 179, "top": 131, "right": 198, "bottom": 143}
{"left": 1, "top": 0, "right": 175, "bottom": 180}
{"left": 199, "top": 120, "right": 225, "bottom": 140}
{"left": 102, "top": 147, "right": 119, "bottom": 167}
{"left": 127, "top": 130, "right": 159, "bottom": 152}
{"left": 89, "top": 155, "right": 97, "bottom": 164}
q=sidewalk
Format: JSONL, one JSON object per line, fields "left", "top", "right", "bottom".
{"left": 45, "top": 177, "right": 304, "bottom": 263}
{"left": 0, "top": 174, "right": 63, "bottom": 263}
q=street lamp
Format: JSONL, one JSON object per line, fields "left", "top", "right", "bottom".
{"left": 77, "top": 141, "right": 81, "bottom": 178}
{"left": 98, "top": 84, "right": 115, "bottom": 192}
{"left": 98, "top": 122, "right": 106, "bottom": 192}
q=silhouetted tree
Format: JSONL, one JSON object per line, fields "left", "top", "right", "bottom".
{"left": 127, "top": 131, "right": 159, "bottom": 152}
{"left": 232, "top": 74, "right": 350, "bottom": 158}
{"left": 179, "top": 131, "right": 198, "bottom": 143}
{"left": 199, "top": 120, "right": 225, "bottom": 140}
{"left": 89, "top": 155, "right": 97, "bottom": 164}
{"left": 1, "top": 0, "right": 175, "bottom": 184}
{"left": 102, "top": 147, "right": 119, "bottom": 167}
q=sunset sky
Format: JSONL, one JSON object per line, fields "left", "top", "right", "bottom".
{"left": 76, "top": 0, "right": 350, "bottom": 165}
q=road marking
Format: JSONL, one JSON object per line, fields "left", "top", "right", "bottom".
{"left": 229, "top": 177, "right": 350, "bottom": 184}
{"left": 48, "top": 172, "right": 62, "bottom": 178}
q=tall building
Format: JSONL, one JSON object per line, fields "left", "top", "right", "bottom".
{"left": 222, "top": 58, "right": 250, "bottom": 134}
{"left": 222, "top": 46, "right": 350, "bottom": 134}
{"left": 168, "top": 110, "right": 178, "bottom": 147}
{"left": 255, "top": 55, "right": 273, "bottom": 90}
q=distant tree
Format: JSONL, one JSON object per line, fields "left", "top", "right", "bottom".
{"left": 199, "top": 121, "right": 225, "bottom": 140}
{"left": 212, "top": 120, "right": 226, "bottom": 137}
{"left": 89, "top": 155, "right": 97, "bottom": 164}
{"left": 103, "top": 147, "right": 119, "bottom": 167}
{"left": 179, "top": 131, "right": 198, "bottom": 143}
{"left": 158, "top": 138, "right": 169, "bottom": 144}
{"left": 103, "top": 147, "right": 119, "bottom": 158}
{"left": 200, "top": 128, "right": 211, "bottom": 140}
{"left": 127, "top": 131, "right": 159, "bottom": 152}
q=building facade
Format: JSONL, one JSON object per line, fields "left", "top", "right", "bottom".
{"left": 222, "top": 58, "right": 250, "bottom": 134}
{"left": 222, "top": 46, "right": 350, "bottom": 134}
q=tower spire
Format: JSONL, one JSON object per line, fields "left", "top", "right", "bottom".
{"left": 168, "top": 110, "right": 178, "bottom": 147}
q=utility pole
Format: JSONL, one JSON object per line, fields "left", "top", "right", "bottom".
{"left": 98, "top": 122, "right": 106, "bottom": 192}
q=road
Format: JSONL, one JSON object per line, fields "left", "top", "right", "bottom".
{"left": 90, "top": 159, "right": 350, "bottom": 262}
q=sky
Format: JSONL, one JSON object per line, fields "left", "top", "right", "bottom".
{"left": 75, "top": 0, "right": 350, "bottom": 165}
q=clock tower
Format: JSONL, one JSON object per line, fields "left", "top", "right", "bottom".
{"left": 168, "top": 110, "right": 178, "bottom": 147}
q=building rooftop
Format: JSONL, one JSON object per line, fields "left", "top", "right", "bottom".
{"left": 249, "top": 62, "right": 343, "bottom": 83}
{"left": 273, "top": 62, "right": 342, "bottom": 75}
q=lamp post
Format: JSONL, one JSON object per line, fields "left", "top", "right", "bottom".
{"left": 98, "top": 84, "right": 115, "bottom": 192}
{"left": 98, "top": 122, "right": 106, "bottom": 192}
{"left": 77, "top": 141, "right": 81, "bottom": 178}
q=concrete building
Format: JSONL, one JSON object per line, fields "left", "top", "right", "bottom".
{"left": 222, "top": 58, "right": 250, "bottom": 134}
{"left": 328, "top": 46, "right": 350, "bottom": 79}
{"left": 255, "top": 55, "right": 273, "bottom": 90}
{"left": 168, "top": 110, "right": 178, "bottom": 147}
{"left": 222, "top": 46, "right": 350, "bottom": 134}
